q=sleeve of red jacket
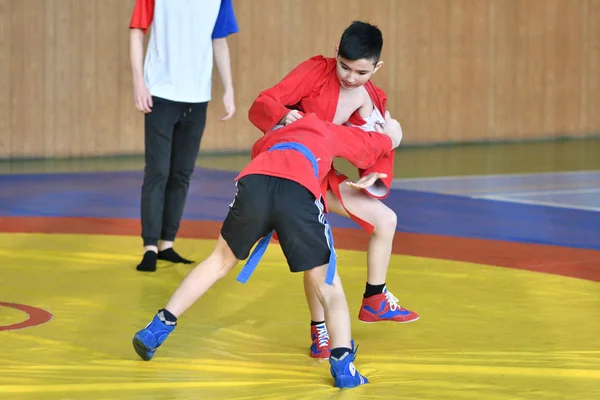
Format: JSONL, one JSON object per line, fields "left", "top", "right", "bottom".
{"left": 325, "top": 122, "right": 393, "bottom": 170}
{"left": 358, "top": 85, "right": 394, "bottom": 199}
{"left": 248, "top": 56, "right": 328, "bottom": 133}
{"left": 358, "top": 151, "right": 395, "bottom": 198}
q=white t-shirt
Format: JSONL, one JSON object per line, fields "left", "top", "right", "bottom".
{"left": 129, "top": 0, "right": 238, "bottom": 103}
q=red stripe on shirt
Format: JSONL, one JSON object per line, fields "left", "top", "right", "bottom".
{"left": 129, "top": 0, "right": 154, "bottom": 34}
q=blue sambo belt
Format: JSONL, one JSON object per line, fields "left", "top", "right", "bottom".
{"left": 235, "top": 142, "right": 337, "bottom": 285}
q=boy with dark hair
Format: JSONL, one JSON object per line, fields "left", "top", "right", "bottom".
{"left": 249, "top": 21, "right": 419, "bottom": 359}
{"left": 338, "top": 20, "right": 383, "bottom": 61}
{"left": 131, "top": 112, "right": 404, "bottom": 389}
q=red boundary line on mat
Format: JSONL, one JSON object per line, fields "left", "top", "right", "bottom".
{"left": 1, "top": 216, "right": 599, "bottom": 282}
{"left": 0, "top": 302, "right": 54, "bottom": 331}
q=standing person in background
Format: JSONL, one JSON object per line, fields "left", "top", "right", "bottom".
{"left": 129, "top": 0, "right": 238, "bottom": 272}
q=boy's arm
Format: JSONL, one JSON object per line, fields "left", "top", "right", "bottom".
{"left": 212, "top": 38, "right": 235, "bottom": 120}
{"left": 211, "top": 0, "right": 239, "bottom": 121}
{"left": 356, "top": 153, "right": 395, "bottom": 198}
{"left": 324, "top": 122, "right": 395, "bottom": 170}
{"left": 129, "top": 0, "right": 154, "bottom": 113}
{"left": 355, "top": 84, "right": 394, "bottom": 198}
{"left": 248, "top": 56, "right": 328, "bottom": 133}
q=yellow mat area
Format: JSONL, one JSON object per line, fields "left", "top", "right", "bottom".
{"left": 1, "top": 233, "right": 599, "bottom": 399}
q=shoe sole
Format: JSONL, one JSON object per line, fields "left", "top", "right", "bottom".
{"left": 334, "top": 376, "right": 369, "bottom": 388}
{"left": 359, "top": 315, "right": 420, "bottom": 324}
{"left": 132, "top": 337, "right": 152, "bottom": 361}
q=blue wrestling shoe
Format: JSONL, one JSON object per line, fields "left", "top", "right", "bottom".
{"left": 132, "top": 313, "right": 175, "bottom": 361}
{"left": 329, "top": 345, "right": 368, "bottom": 389}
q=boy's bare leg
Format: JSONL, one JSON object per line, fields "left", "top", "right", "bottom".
{"left": 304, "top": 272, "right": 326, "bottom": 322}
{"left": 304, "top": 184, "right": 395, "bottom": 323}
{"left": 164, "top": 235, "right": 239, "bottom": 317}
{"left": 304, "top": 266, "right": 351, "bottom": 349}
{"left": 328, "top": 183, "right": 397, "bottom": 285}
{"left": 305, "top": 264, "right": 368, "bottom": 388}
{"left": 304, "top": 181, "right": 418, "bottom": 330}
{"left": 132, "top": 235, "right": 239, "bottom": 361}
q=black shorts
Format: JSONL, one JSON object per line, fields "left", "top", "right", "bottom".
{"left": 221, "top": 174, "right": 332, "bottom": 273}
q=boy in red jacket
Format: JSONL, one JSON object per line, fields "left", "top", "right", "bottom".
{"left": 248, "top": 21, "right": 419, "bottom": 359}
{"left": 132, "top": 112, "right": 404, "bottom": 389}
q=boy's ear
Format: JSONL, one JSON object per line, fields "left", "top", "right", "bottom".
{"left": 373, "top": 60, "right": 384, "bottom": 74}
{"left": 333, "top": 45, "right": 339, "bottom": 58}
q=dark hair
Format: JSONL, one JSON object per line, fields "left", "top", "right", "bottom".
{"left": 338, "top": 21, "right": 383, "bottom": 63}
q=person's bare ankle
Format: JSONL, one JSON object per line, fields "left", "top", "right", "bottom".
{"left": 158, "top": 241, "right": 173, "bottom": 252}
{"left": 144, "top": 245, "right": 158, "bottom": 254}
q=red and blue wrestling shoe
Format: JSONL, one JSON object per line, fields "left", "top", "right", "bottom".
{"left": 309, "top": 323, "right": 331, "bottom": 359}
{"left": 358, "top": 287, "right": 419, "bottom": 323}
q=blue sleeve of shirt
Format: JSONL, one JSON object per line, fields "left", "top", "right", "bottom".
{"left": 211, "top": 0, "right": 239, "bottom": 39}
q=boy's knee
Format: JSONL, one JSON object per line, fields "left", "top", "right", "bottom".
{"left": 373, "top": 207, "right": 397, "bottom": 234}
